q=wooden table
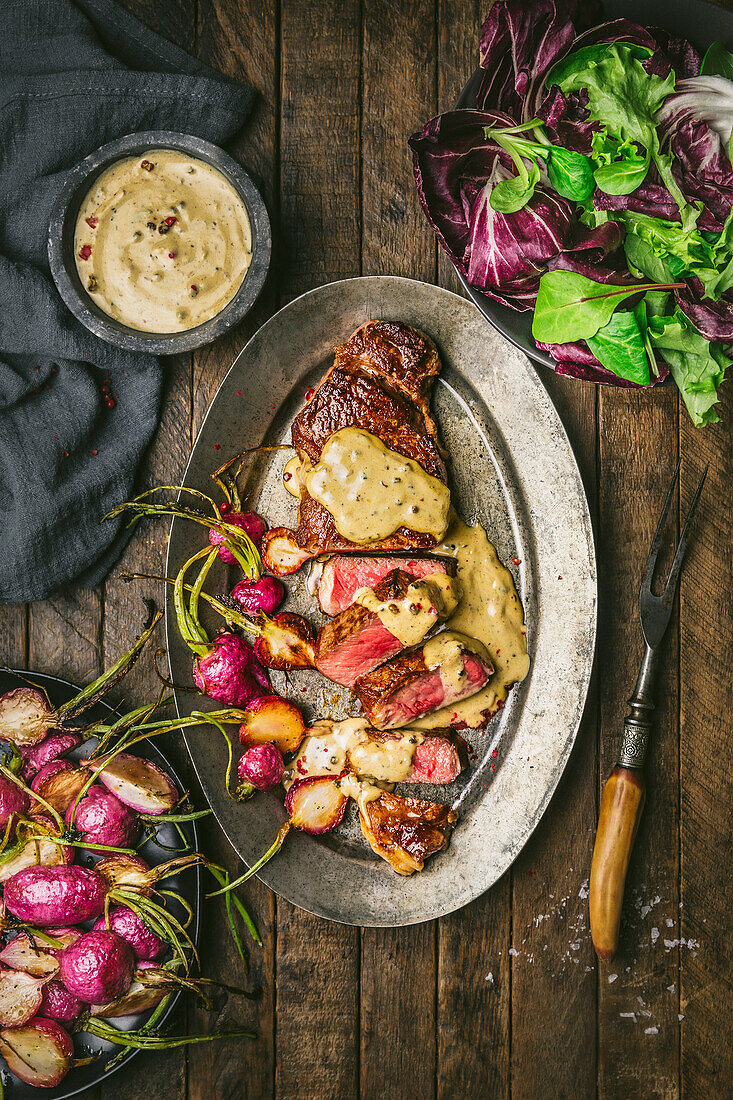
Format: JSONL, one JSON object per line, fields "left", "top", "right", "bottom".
{"left": 2, "top": 0, "right": 731, "bottom": 1096}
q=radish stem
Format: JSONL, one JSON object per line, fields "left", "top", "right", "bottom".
{"left": 206, "top": 824, "right": 291, "bottom": 898}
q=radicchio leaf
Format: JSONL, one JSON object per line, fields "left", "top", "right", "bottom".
{"left": 476, "top": 0, "right": 592, "bottom": 121}
{"left": 660, "top": 116, "right": 733, "bottom": 233}
{"left": 676, "top": 278, "right": 733, "bottom": 340}
{"left": 410, "top": 109, "right": 575, "bottom": 308}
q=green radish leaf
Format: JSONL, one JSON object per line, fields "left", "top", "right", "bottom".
{"left": 586, "top": 306, "right": 651, "bottom": 386}
{"left": 701, "top": 41, "right": 733, "bottom": 79}
{"left": 546, "top": 146, "right": 595, "bottom": 201}
{"left": 531, "top": 270, "right": 679, "bottom": 344}
{"left": 490, "top": 161, "right": 540, "bottom": 213}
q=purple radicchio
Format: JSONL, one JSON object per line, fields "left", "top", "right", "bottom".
{"left": 475, "top": 0, "right": 590, "bottom": 121}
{"left": 659, "top": 97, "right": 733, "bottom": 232}
{"left": 676, "top": 279, "right": 733, "bottom": 341}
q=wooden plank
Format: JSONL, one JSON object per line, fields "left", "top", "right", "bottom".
{"left": 596, "top": 387, "right": 680, "bottom": 1099}
{"left": 0, "top": 605, "right": 27, "bottom": 669}
{"left": 433, "top": 6, "right": 513, "bottom": 1096}
{"left": 359, "top": 3, "right": 438, "bottom": 1098}
{"left": 679, "top": 394, "right": 733, "bottom": 1097}
{"left": 276, "top": 2, "right": 361, "bottom": 1098}
{"left": 510, "top": 375, "right": 599, "bottom": 1099}
{"left": 186, "top": 1, "right": 278, "bottom": 1097}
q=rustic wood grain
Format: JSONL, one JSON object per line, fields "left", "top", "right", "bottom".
{"left": 275, "top": 3, "right": 361, "bottom": 1098}
{"left": 679, "top": 394, "right": 733, "bottom": 1099}
{"left": 596, "top": 386, "right": 681, "bottom": 1099}
{"left": 510, "top": 375, "right": 599, "bottom": 1100}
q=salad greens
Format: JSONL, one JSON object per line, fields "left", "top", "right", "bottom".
{"left": 410, "top": 0, "right": 733, "bottom": 425}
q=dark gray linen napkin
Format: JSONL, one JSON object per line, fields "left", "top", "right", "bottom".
{"left": 0, "top": 0, "right": 254, "bottom": 604}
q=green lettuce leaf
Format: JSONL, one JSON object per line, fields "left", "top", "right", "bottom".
{"left": 531, "top": 270, "right": 678, "bottom": 344}
{"left": 648, "top": 309, "right": 729, "bottom": 425}
{"left": 586, "top": 302, "right": 652, "bottom": 385}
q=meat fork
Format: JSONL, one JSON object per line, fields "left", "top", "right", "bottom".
{"left": 589, "top": 460, "right": 708, "bottom": 960}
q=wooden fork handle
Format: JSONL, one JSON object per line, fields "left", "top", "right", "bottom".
{"left": 589, "top": 766, "right": 646, "bottom": 960}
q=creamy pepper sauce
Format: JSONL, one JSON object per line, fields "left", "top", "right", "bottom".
{"left": 414, "top": 513, "right": 530, "bottom": 730}
{"left": 300, "top": 427, "right": 450, "bottom": 544}
{"left": 283, "top": 717, "right": 425, "bottom": 792}
{"left": 355, "top": 574, "right": 460, "bottom": 647}
{"left": 74, "top": 150, "right": 252, "bottom": 333}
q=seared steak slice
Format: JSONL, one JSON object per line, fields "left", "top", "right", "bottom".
{"left": 405, "top": 735, "right": 464, "bottom": 785}
{"left": 312, "top": 554, "right": 452, "bottom": 616}
{"left": 314, "top": 569, "right": 459, "bottom": 687}
{"left": 355, "top": 632, "right": 493, "bottom": 730}
{"left": 356, "top": 789, "right": 457, "bottom": 875}
{"left": 291, "top": 321, "right": 447, "bottom": 554}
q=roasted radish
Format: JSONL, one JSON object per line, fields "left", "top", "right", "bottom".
{"left": 261, "top": 527, "right": 312, "bottom": 575}
{"left": 0, "top": 967, "right": 49, "bottom": 1028}
{"left": 238, "top": 744, "right": 284, "bottom": 793}
{"left": 22, "top": 733, "right": 81, "bottom": 781}
{"left": 93, "top": 907, "right": 166, "bottom": 961}
{"left": 253, "top": 612, "right": 315, "bottom": 670}
{"left": 238, "top": 696, "right": 305, "bottom": 754}
{"left": 0, "top": 773, "right": 29, "bottom": 828}
{"left": 91, "top": 965, "right": 173, "bottom": 1018}
{"left": 230, "top": 575, "right": 285, "bottom": 616}
{"left": 4, "top": 866, "right": 107, "bottom": 926}
{"left": 210, "top": 511, "right": 266, "bottom": 561}
{"left": 193, "top": 631, "right": 270, "bottom": 708}
{"left": 59, "top": 929, "right": 135, "bottom": 1004}
{"left": 0, "top": 1017, "right": 74, "bottom": 1088}
{"left": 96, "top": 753, "right": 179, "bottom": 816}
{"left": 31, "top": 762, "right": 92, "bottom": 816}
{"left": 285, "top": 775, "right": 348, "bottom": 835}
{"left": 0, "top": 935, "right": 59, "bottom": 978}
{"left": 37, "top": 980, "right": 85, "bottom": 1025}
{"left": 0, "top": 824, "right": 71, "bottom": 885}
{"left": 93, "top": 853, "right": 151, "bottom": 894}
{"left": 65, "top": 785, "right": 139, "bottom": 848}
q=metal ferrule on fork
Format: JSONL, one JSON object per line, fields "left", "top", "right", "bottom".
{"left": 618, "top": 645, "right": 658, "bottom": 768}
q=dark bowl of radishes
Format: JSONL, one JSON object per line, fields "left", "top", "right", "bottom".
{"left": 0, "top": 670, "right": 200, "bottom": 1099}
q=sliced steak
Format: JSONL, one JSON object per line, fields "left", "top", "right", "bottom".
{"left": 356, "top": 789, "right": 457, "bottom": 875}
{"left": 312, "top": 554, "right": 452, "bottom": 616}
{"left": 314, "top": 569, "right": 459, "bottom": 687}
{"left": 405, "top": 735, "right": 464, "bottom": 785}
{"left": 291, "top": 320, "right": 447, "bottom": 554}
{"left": 355, "top": 632, "right": 493, "bottom": 730}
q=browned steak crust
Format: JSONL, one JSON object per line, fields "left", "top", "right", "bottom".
{"left": 291, "top": 321, "right": 447, "bottom": 554}
{"left": 354, "top": 648, "right": 428, "bottom": 715}
{"left": 359, "top": 790, "right": 457, "bottom": 874}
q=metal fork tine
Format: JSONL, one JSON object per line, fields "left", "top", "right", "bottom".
{"left": 641, "top": 458, "right": 681, "bottom": 596}
{"left": 662, "top": 462, "right": 709, "bottom": 600}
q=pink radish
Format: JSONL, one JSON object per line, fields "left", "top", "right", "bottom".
{"left": 93, "top": 907, "right": 166, "bottom": 961}
{"left": 96, "top": 753, "right": 179, "bottom": 815}
{"left": 37, "top": 980, "right": 85, "bottom": 1025}
{"left": 65, "top": 785, "right": 139, "bottom": 848}
{"left": 0, "top": 935, "right": 59, "bottom": 978}
{"left": 210, "top": 510, "right": 266, "bottom": 561}
{"left": 238, "top": 744, "right": 283, "bottom": 792}
{"left": 0, "top": 1017, "right": 74, "bottom": 1087}
{"left": 0, "top": 966, "right": 48, "bottom": 1028}
{"left": 285, "top": 775, "right": 348, "bottom": 835}
{"left": 59, "top": 929, "right": 134, "bottom": 1004}
{"left": 193, "top": 632, "right": 270, "bottom": 707}
{"left": 22, "top": 733, "right": 81, "bottom": 780}
{"left": 43, "top": 929, "right": 82, "bottom": 958}
{"left": 230, "top": 576, "right": 285, "bottom": 616}
{"left": 4, "top": 865, "right": 107, "bottom": 926}
{"left": 0, "top": 774, "right": 29, "bottom": 828}
{"left": 91, "top": 961, "right": 173, "bottom": 1018}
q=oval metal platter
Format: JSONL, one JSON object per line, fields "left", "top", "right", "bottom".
{"left": 166, "top": 276, "right": 596, "bottom": 926}
{"left": 0, "top": 669, "right": 200, "bottom": 1100}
